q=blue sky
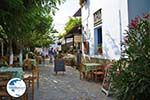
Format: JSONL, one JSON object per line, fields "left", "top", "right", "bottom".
{"left": 53, "top": 0, "right": 80, "bottom": 33}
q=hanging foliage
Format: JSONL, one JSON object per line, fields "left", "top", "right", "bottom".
{"left": 64, "top": 17, "right": 81, "bottom": 34}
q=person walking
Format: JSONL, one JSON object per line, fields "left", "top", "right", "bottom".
{"left": 48, "top": 48, "right": 53, "bottom": 63}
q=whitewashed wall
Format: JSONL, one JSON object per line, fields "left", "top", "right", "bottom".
{"left": 81, "top": 0, "right": 128, "bottom": 60}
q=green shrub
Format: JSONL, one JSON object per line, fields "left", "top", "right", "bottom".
{"left": 110, "top": 14, "right": 150, "bottom": 100}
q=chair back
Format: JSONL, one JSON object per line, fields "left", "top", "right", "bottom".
{"left": 0, "top": 56, "right": 8, "bottom": 66}
{"left": 23, "top": 59, "right": 33, "bottom": 70}
{"left": 0, "top": 72, "right": 12, "bottom": 81}
{"left": 0, "top": 72, "right": 13, "bottom": 98}
{"left": 81, "top": 55, "right": 91, "bottom": 63}
{"left": 79, "top": 63, "right": 85, "bottom": 72}
{"left": 0, "top": 72, "right": 13, "bottom": 88}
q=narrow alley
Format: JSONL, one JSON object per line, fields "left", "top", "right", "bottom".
{"left": 34, "top": 62, "right": 113, "bottom": 100}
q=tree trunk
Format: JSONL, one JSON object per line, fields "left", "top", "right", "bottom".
{"left": 1, "top": 41, "right": 4, "bottom": 56}
{"left": 9, "top": 40, "right": 13, "bottom": 64}
{"left": 19, "top": 48, "right": 23, "bottom": 66}
{"left": 9, "top": 47, "right": 13, "bottom": 64}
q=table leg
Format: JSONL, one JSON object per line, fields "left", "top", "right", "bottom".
{"left": 32, "top": 78, "right": 34, "bottom": 100}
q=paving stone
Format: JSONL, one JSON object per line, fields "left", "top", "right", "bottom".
{"left": 33, "top": 62, "right": 114, "bottom": 100}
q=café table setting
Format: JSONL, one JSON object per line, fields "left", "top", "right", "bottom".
{"left": 81, "top": 63, "right": 103, "bottom": 80}
{"left": 0, "top": 66, "right": 24, "bottom": 79}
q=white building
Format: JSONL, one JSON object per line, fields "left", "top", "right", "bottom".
{"left": 81, "top": 0, "right": 150, "bottom": 60}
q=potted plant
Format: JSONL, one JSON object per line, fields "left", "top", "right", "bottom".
{"left": 70, "top": 57, "right": 76, "bottom": 67}
{"left": 79, "top": 0, "right": 87, "bottom": 7}
{"left": 97, "top": 44, "right": 102, "bottom": 54}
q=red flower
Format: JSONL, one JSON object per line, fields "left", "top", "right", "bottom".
{"left": 143, "top": 14, "right": 150, "bottom": 19}
{"left": 130, "top": 16, "right": 141, "bottom": 29}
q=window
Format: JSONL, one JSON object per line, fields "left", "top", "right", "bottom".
{"left": 97, "top": 27, "right": 102, "bottom": 45}
{"left": 94, "top": 27, "right": 102, "bottom": 54}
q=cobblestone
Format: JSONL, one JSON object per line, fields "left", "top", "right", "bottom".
{"left": 34, "top": 63, "right": 114, "bottom": 100}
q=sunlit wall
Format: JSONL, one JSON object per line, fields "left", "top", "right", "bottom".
{"left": 81, "top": 0, "right": 150, "bottom": 60}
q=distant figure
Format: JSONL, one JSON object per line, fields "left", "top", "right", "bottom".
{"left": 53, "top": 49, "right": 58, "bottom": 59}
{"left": 48, "top": 48, "right": 55, "bottom": 63}
{"left": 48, "top": 48, "right": 52, "bottom": 63}
{"left": 41, "top": 51, "right": 45, "bottom": 64}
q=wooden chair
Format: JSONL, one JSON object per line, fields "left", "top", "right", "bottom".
{"left": 0, "top": 56, "right": 9, "bottom": 67}
{"left": 80, "top": 56, "right": 91, "bottom": 80}
{"left": 23, "top": 59, "right": 39, "bottom": 86}
{"left": 93, "top": 65, "right": 105, "bottom": 81}
{"left": 93, "top": 59, "right": 112, "bottom": 82}
{"left": 23, "top": 64, "right": 39, "bottom": 100}
{"left": 79, "top": 63, "right": 86, "bottom": 80}
{"left": 0, "top": 72, "right": 12, "bottom": 100}
{"left": 23, "top": 59, "right": 33, "bottom": 71}
{"left": 0, "top": 72, "right": 28, "bottom": 100}
{"left": 35, "top": 56, "right": 42, "bottom": 65}
{"left": 23, "top": 76, "right": 34, "bottom": 100}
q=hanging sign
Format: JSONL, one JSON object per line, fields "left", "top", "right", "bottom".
{"left": 74, "top": 35, "right": 82, "bottom": 43}
{"left": 93, "top": 9, "right": 102, "bottom": 26}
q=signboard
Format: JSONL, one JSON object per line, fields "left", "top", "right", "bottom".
{"left": 101, "top": 64, "right": 112, "bottom": 96}
{"left": 74, "top": 35, "right": 82, "bottom": 43}
{"left": 93, "top": 9, "right": 102, "bottom": 26}
{"left": 54, "top": 59, "right": 65, "bottom": 73}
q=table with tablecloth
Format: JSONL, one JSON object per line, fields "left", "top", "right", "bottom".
{"left": 82, "top": 63, "right": 102, "bottom": 80}
{"left": 83, "top": 63, "right": 102, "bottom": 72}
{"left": 0, "top": 67, "right": 24, "bottom": 79}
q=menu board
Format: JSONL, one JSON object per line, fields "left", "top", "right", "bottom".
{"left": 54, "top": 59, "right": 65, "bottom": 73}
{"left": 101, "top": 64, "right": 112, "bottom": 96}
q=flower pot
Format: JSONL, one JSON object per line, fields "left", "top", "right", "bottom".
{"left": 98, "top": 48, "right": 102, "bottom": 54}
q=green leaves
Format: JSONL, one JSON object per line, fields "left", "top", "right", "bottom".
{"left": 0, "top": 0, "right": 65, "bottom": 53}
{"left": 64, "top": 17, "right": 81, "bottom": 33}
{"left": 110, "top": 13, "right": 150, "bottom": 100}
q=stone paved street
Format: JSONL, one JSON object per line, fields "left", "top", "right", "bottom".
{"left": 33, "top": 62, "right": 114, "bottom": 100}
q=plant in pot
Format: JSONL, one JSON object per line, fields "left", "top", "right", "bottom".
{"left": 70, "top": 57, "right": 76, "bottom": 67}
{"left": 79, "top": 0, "right": 85, "bottom": 7}
{"left": 97, "top": 44, "right": 102, "bottom": 54}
